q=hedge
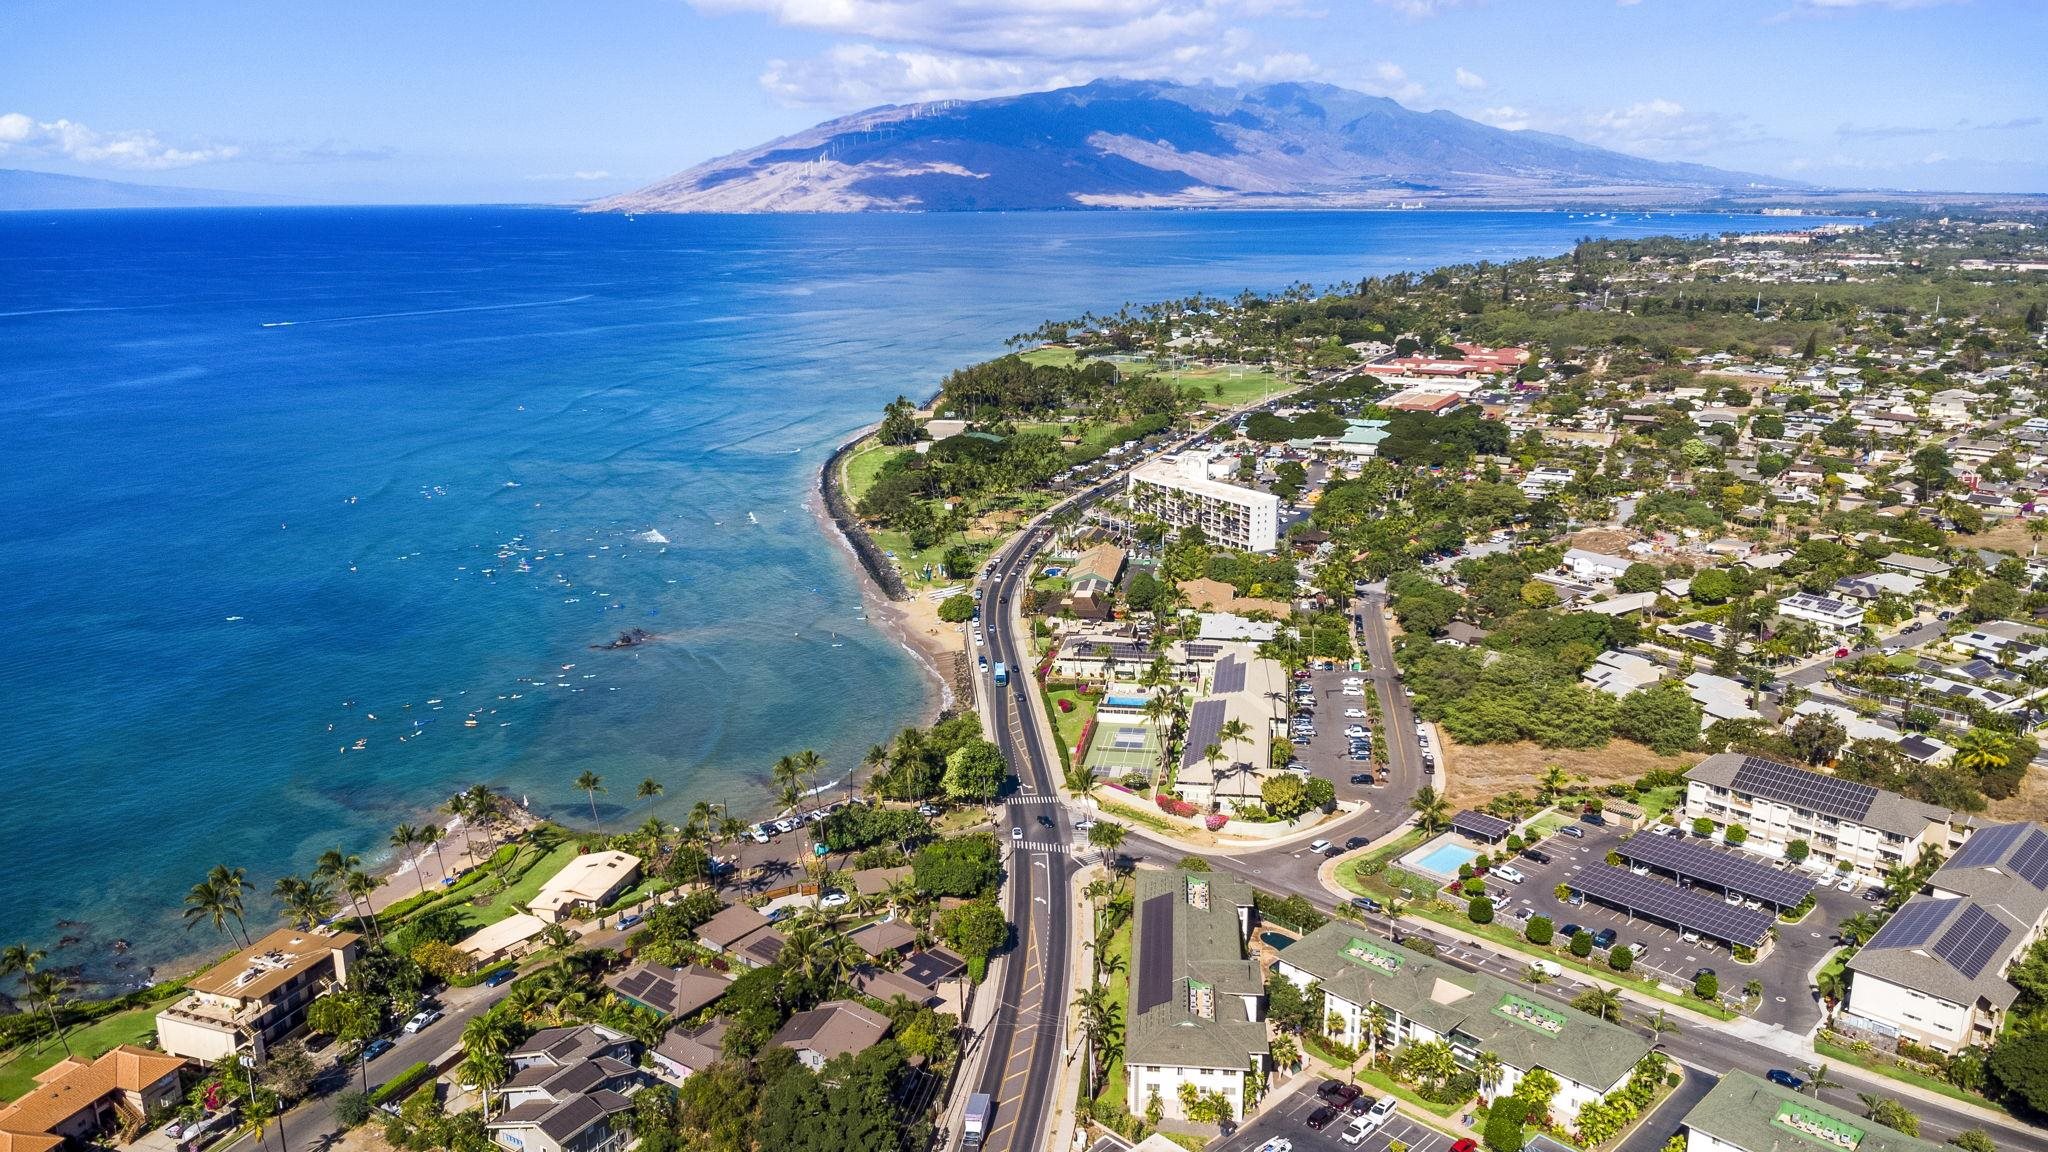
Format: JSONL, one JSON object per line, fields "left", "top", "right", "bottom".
{"left": 369, "top": 1062, "right": 434, "bottom": 1105}
{"left": 452, "top": 960, "right": 516, "bottom": 989}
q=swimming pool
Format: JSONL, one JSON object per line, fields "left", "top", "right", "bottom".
{"left": 1410, "top": 841, "right": 1478, "bottom": 877}
{"left": 1104, "top": 695, "right": 1149, "bottom": 708}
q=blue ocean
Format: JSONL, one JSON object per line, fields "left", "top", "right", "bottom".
{"left": 0, "top": 207, "right": 1818, "bottom": 983}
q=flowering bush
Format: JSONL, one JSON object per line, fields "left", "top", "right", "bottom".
{"left": 1057, "top": 698, "right": 1075, "bottom": 713}
{"left": 1205, "top": 812, "right": 1230, "bottom": 831}
{"left": 1155, "top": 792, "right": 1199, "bottom": 818}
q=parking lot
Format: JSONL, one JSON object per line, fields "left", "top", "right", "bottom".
{"left": 1221, "top": 1079, "right": 1462, "bottom": 1152}
{"left": 1465, "top": 817, "right": 1868, "bottom": 1030}
{"left": 1289, "top": 668, "right": 1402, "bottom": 805}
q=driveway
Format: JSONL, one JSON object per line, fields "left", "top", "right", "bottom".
{"left": 1221, "top": 1087, "right": 1463, "bottom": 1152}
{"left": 1614, "top": 1069, "right": 1719, "bottom": 1152}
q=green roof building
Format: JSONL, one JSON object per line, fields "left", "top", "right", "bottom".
{"left": 1123, "top": 869, "right": 1268, "bottom": 1123}
{"left": 1680, "top": 1071, "right": 1946, "bottom": 1152}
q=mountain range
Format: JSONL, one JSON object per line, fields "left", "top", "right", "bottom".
{"left": 0, "top": 168, "right": 288, "bottom": 211}
{"left": 592, "top": 78, "right": 1800, "bottom": 214}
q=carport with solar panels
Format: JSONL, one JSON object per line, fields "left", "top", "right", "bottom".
{"left": 1614, "top": 832, "right": 1817, "bottom": 912}
{"left": 1566, "top": 864, "right": 1777, "bottom": 949}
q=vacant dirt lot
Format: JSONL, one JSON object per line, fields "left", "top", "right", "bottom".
{"left": 1981, "top": 763, "right": 2048, "bottom": 823}
{"left": 1959, "top": 518, "right": 2040, "bottom": 558}
{"left": 1439, "top": 735, "right": 1700, "bottom": 810}
{"left": 1568, "top": 527, "right": 1639, "bottom": 557}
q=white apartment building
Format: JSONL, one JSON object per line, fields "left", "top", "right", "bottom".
{"left": 1842, "top": 821, "right": 2048, "bottom": 1053}
{"left": 1276, "top": 923, "right": 1647, "bottom": 1127}
{"left": 1775, "top": 592, "right": 1865, "bottom": 632}
{"left": 1127, "top": 452, "right": 1280, "bottom": 553}
{"left": 1682, "top": 753, "right": 1968, "bottom": 881}
{"left": 1123, "top": 870, "right": 1267, "bottom": 1123}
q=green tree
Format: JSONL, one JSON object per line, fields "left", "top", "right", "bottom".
{"left": 1410, "top": 785, "right": 1450, "bottom": 833}
{"left": 937, "top": 594, "right": 977, "bottom": 624}
{"left": 1572, "top": 984, "right": 1622, "bottom": 1023}
{"left": 1990, "top": 1031, "right": 2048, "bottom": 1115}
{"left": 913, "top": 834, "right": 1002, "bottom": 898}
{"left": 1570, "top": 931, "right": 1593, "bottom": 958}
{"left": 1484, "top": 1095, "right": 1528, "bottom": 1152}
{"left": 1468, "top": 896, "right": 1495, "bottom": 924}
{"left": 574, "top": 770, "right": 606, "bottom": 825}
{"left": 938, "top": 899, "right": 1009, "bottom": 971}
{"left": 1859, "top": 1093, "right": 1919, "bottom": 1136}
{"left": 1525, "top": 916, "right": 1553, "bottom": 946}
{"left": 1614, "top": 684, "right": 1703, "bottom": 754}
{"left": 942, "top": 739, "right": 1007, "bottom": 802}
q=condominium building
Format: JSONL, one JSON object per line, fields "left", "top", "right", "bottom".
{"left": 0, "top": 1046, "right": 187, "bottom": 1152}
{"left": 1127, "top": 453, "right": 1279, "bottom": 553}
{"left": 1681, "top": 1071, "right": 1941, "bottom": 1152}
{"left": 1124, "top": 870, "right": 1267, "bottom": 1123}
{"left": 1682, "top": 753, "right": 1968, "bottom": 881}
{"left": 1276, "top": 923, "right": 1648, "bottom": 1127}
{"left": 155, "top": 927, "right": 360, "bottom": 1063}
{"left": 1842, "top": 821, "right": 2048, "bottom": 1053}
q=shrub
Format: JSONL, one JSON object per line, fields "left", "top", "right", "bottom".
{"left": 1525, "top": 916, "right": 1553, "bottom": 946}
{"left": 1462, "top": 877, "right": 1487, "bottom": 897}
{"left": 1731, "top": 944, "right": 1757, "bottom": 963}
{"left": 368, "top": 1062, "right": 433, "bottom": 1106}
{"left": 1694, "top": 972, "right": 1719, "bottom": 999}
{"left": 1155, "top": 792, "right": 1199, "bottom": 818}
{"left": 1692, "top": 817, "right": 1714, "bottom": 838}
{"left": 1469, "top": 896, "right": 1495, "bottom": 925}
{"left": 1484, "top": 1095, "right": 1529, "bottom": 1152}
{"left": 1570, "top": 931, "right": 1593, "bottom": 958}
{"left": 1609, "top": 945, "right": 1634, "bottom": 972}
{"left": 1725, "top": 825, "right": 1749, "bottom": 847}
{"left": 1786, "top": 838, "right": 1810, "bottom": 863}
{"left": 334, "top": 1092, "right": 372, "bottom": 1129}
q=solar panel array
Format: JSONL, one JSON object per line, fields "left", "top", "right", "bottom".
{"left": 1614, "top": 833, "right": 1815, "bottom": 907}
{"left": 1568, "top": 864, "right": 1774, "bottom": 947}
{"left": 1950, "top": 822, "right": 2029, "bottom": 870}
{"left": 1730, "top": 755, "right": 1878, "bottom": 821}
{"left": 1213, "top": 656, "right": 1247, "bottom": 695}
{"left": 1111, "top": 727, "right": 1148, "bottom": 750}
{"left": 2012, "top": 828, "right": 2048, "bottom": 889}
{"left": 1863, "top": 897, "right": 1957, "bottom": 951}
{"left": 1932, "top": 904, "right": 2013, "bottom": 980}
{"left": 1183, "top": 643, "right": 1223, "bottom": 659}
{"left": 1135, "top": 892, "right": 1175, "bottom": 1015}
{"left": 1452, "top": 810, "right": 1514, "bottom": 841}
{"left": 1180, "top": 700, "right": 1227, "bottom": 769}
{"left": 611, "top": 967, "right": 668, "bottom": 1008}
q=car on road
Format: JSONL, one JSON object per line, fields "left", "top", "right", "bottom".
{"left": 1341, "top": 677, "right": 1363, "bottom": 687}
{"left": 1592, "top": 928, "right": 1617, "bottom": 950}
{"left": 403, "top": 1008, "right": 443, "bottom": 1034}
{"left": 1351, "top": 896, "right": 1382, "bottom": 913}
{"left": 1306, "top": 1106, "right": 1339, "bottom": 1131}
{"left": 1493, "top": 865, "right": 1525, "bottom": 884}
{"left": 1309, "top": 839, "right": 1333, "bottom": 854}
{"left": 1881, "top": 645, "right": 1900, "bottom": 656}
{"left": 617, "top": 912, "right": 644, "bottom": 929}
{"left": 1011, "top": 826, "right": 1023, "bottom": 841}
{"left": 483, "top": 967, "right": 517, "bottom": 987}
{"left": 1560, "top": 825, "right": 1584, "bottom": 839}
{"left": 1767, "top": 1069, "right": 1806, "bottom": 1091}
{"left": 1345, "top": 836, "right": 1370, "bottom": 850}
{"left": 361, "top": 1038, "right": 395, "bottom": 1061}
{"left": 917, "top": 803, "right": 941, "bottom": 817}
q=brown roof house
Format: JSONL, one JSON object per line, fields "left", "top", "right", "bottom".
{"left": 651, "top": 1019, "right": 730, "bottom": 1082}
{"left": 603, "top": 963, "right": 732, "bottom": 1019}
{"left": 693, "top": 904, "right": 786, "bottom": 968}
{"left": 156, "top": 927, "right": 359, "bottom": 1063}
{"left": 769, "top": 1000, "right": 891, "bottom": 1072}
{"left": 0, "top": 1046, "right": 187, "bottom": 1152}
{"left": 489, "top": 1024, "right": 644, "bottom": 1152}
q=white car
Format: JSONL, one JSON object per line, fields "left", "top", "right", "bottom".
{"left": 1345, "top": 725, "right": 1368, "bottom": 738}
{"left": 1837, "top": 876, "right": 1857, "bottom": 892}
{"left": 1256, "top": 1140, "right": 1293, "bottom": 1152}
{"left": 1880, "top": 645, "right": 1900, "bottom": 656}
{"left": 1341, "top": 687, "right": 1365, "bottom": 697}
{"left": 1345, "top": 708, "right": 1367, "bottom": 718}
{"left": 1494, "top": 865, "right": 1526, "bottom": 884}
{"left": 1309, "top": 839, "right": 1333, "bottom": 854}
{"left": 1361, "top": 1098, "right": 1396, "bottom": 1131}
{"left": 403, "top": 1008, "right": 443, "bottom": 1034}
{"left": 1340, "top": 1118, "right": 1374, "bottom": 1146}
{"left": 1341, "top": 677, "right": 1364, "bottom": 686}
{"left": 818, "top": 891, "right": 850, "bottom": 908}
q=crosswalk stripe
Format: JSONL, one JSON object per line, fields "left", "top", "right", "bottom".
{"left": 1007, "top": 794, "right": 1061, "bottom": 804}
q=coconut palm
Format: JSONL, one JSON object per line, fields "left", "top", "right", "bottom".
{"left": 26, "top": 970, "right": 72, "bottom": 1056}
{"left": 780, "top": 924, "right": 826, "bottom": 984}
{"left": 418, "top": 824, "right": 447, "bottom": 880}
{"left": 444, "top": 792, "right": 477, "bottom": 869}
{"left": 462, "top": 1047, "right": 511, "bottom": 1120}
{"left": 389, "top": 824, "right": 423, "bottom": 893}
{"left": 636, "top": 777, "right": 665, "bottom": 807}
{"left": 1087, "top": 821, "right": 1128, "bottom": 866}
{"left": 1837, "top": 912, "right": 1882, "bottom": 947}
{"left": 1953, "top": 728, "right": 2011, "bottom": 777}
{"left": 344, "top": 870, "right": 382, "bottom": 942}
{"left": 182, "top": 869, "right": 248, "bottom": 945}
{"left": 573, "top": 771, "right": 607, "bottom": 826}
{"left": 1363, "top": 1004, "right": 1392, "bottom": 1058}
{"left": 1571, "top": 984, "right": 1624, "bottom": 1023}
{"left": 1476, "top": 1052, "right": 1505, "bottom": 1101}
{"left": 1537, "top": 764, "right": 1571, "bottom": 805}
{"left": 1270, "top": 1033, "right": 1301, "bottom": 1074}
{"left": 1217, "top": 717, "right": 1253, "bottom": 765}
{"left": 316, "top": 849, "right": 369, "bottom": 924}
{"left": 1074, "top": 984, "right": 1123, "bottom": 1097}
{"left": 3, "top": 945, "right": 55, "bottom": 1049}
{"left": 1409, "top": 786, "right": 1450, "bottom": 834}
{"left": 273, "top": 874, "right": 339, "bottom": 930}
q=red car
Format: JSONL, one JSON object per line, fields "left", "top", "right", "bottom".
{"left": 1452, "top": 1140, "right": 1479, "bottom": 1152}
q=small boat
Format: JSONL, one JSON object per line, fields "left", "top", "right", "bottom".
{"left": 465, "top": 718, "right": 478, "bottom": 728}
{"left": 352, "top": 739, "right": 368, "bottom": 750}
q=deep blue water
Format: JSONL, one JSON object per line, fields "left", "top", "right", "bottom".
{"left": 0, "top": 206, "right": 1824, "bottom": 983}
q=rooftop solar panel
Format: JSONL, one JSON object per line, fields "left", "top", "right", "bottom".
{"left": 1863, "top": 897, "right": 1956, "bottom": 951}
{"left": 1214, "top": 656, "right": 1247, "bottom": 695}
{"left": 1183, "top": 643, "right": 1223, "bottom": 659}
{"left": 1730, "top": 755, "right": 1878, "bottom": 821}
{"left": 1568, "top": 864, "right": 1774, "bottom": 947}
{"left": 1135, "top": 892, "right": 1175, "bottom": 1015}
{"left": 1180, "top": 700, "right": 1227, "bottom": 770}
{"left": 1932, "top": 904, "right": 2013, "bottom": 980}
{"left": 2010, "top": 829, "right": 2048, "bottom": 890}
{"left": 1614, "top": 833, "right": 1815, "bottom": 907}
{"left": 1452, "top": 810, "right": 1514, "bottom": 841}
{"left": 1950, "top": 822, "right": 2029, "bottom": 870}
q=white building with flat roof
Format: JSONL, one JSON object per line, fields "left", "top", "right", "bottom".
{"left": 1776, "top": 592, "right": 1865, "bottom": 631}
{"left": 1127, "top": 452, "right": 1279, "bottom": 553}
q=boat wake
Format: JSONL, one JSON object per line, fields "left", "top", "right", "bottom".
{"left": 260, "top": 294, "right": 594, "bottom": 328}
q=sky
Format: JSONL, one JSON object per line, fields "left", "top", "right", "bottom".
{"left": 3, "top": 0, "right": 2044, "bottom": 203}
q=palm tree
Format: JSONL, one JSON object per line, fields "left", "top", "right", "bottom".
{"left": 344, "top": 870, "right": 382, "bottom": 942}
{"left": 182, "top": 871, "right": 246, "bottom": 945}
{"left": 780, "top": 924, "right": 826, "bottom": 984}
{"left": 1087, "top": 821, "right": 1128, "bottom": 867}
{"left": 1537, "top": 764, "right": 1571, "bottom": 805}
{"left": 1571, "top": 984, "right": 1624, "bottom": 1024}
{"left": 1075, "top": 985, "right": 1123, "bottom": 1097}
{"left": 1363, "top": 1004, "right": 1392, "bottom": 1058}
{"left": 444, "top": 792, "right": 477, "bottom": 869}
{"left": 1953, "top": 728, "right": 2011, "bottom": 777}
{"left": 462, "top": 1047, "right": 511, "bottom": 1121}
{"left": 574, "top": 771, "right": 606, "bottom": 825}
{"left": 1475, "top": 1052, "right": 1505, "bottom": 1102}
{"left": 389, "top": 824, "right": 423, "bottom": 893}
{"left": 1808, "top": 1064, "right": 1844, "bottom": 1098}
{"left": 1643, "top": 1007, "right": 1681, "bottom": 1042}
{"left": 1217, "top": 717, "right": 1253, "bottom": 766}
{"left": 418, "top": 824, "right": 447, "bottom": 881}
{"left": 26, "top": 970, "right": 72, "bottom": 1056}
{"left": 1409, "top": 786, "right": 1450, "bottom": 834}
{"left": 316, "top": 849, "right": 368, "bottom": 924}
{"left": 273, "top": 874, "right": 339, "bottom": 930}
{"left": 1270, "top": 1033, "right": 1301, "bottom": 1075}
{"left": 3, "top": 945, "right": 55, "bottom": 1049}
{"left": 1837, "top": 912, "right": 1882, "bottom": 947}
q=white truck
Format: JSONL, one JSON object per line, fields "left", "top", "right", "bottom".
{"left": 962, "top": 1092, "right": 992, "bottom": 1148}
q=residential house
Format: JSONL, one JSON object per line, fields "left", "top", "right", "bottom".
{"left": 0, "top": 1046, "right": 187, "bottom": 1152}
{"left": 1776, "top": 592, "right": 1865, "bottom": 632}
{"left": 694, "top": 904, "right": 787, "bottom": 969}
{"left": 1583, "top": 650, "right": 1663, "bottom": 697}
{"left": 602, "top": 963, "right": 732, "bottom": 1020}
{"left": 156, "top": 927, "right": 360, "bottom": 1063}
{"left": 652, "top": 1020, "right": 729, "bottom": 1082}
{"left": 530, "top": 852, "right": 641, "bottom": 924}
{"left": 1124, "top": 871, "right": 1266, "bottom": 1123}
{"left": 769, "top": 1000, "right": 892, "bottom": 1072}
{"left": 490, "top": 1025, "right": 644, "bottom": 1152}
{"left": 1560, "top": 549, "right": 1632, "bottom": 584}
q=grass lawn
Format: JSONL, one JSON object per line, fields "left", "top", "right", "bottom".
{"left": 1019, "top": 347, "right": 1078, "bottom": 368}
{"left": 1524, "top": 811, "right": 1573, "bottom": 841}
{"left": 0, "top": 1003, "right": 165, "bottom": 1102}
{"left": 452, "top": 841, "right": 582, "bottom": 932}
{"left": 1098, "top": 797, "right": 1187, "bottom": 837}
{"left": 840, "top": 438, "right": 902, "bottom": 507}
{"left": 1169, "top": 363, "right": 1288, "bottom": 408}
{"left": 1346, "top": 1059, "right": 1465, "bottom": 1119}
{"left": 1049, "top": 688, "right": 1098, "bottom": 753}
{"left": 1635, "top": 785, "right": 1685, "bottom": 823}
{"left": 1814, "top": 1035, "right": 2003, "bottom": 1112}
{"left": 1089, "top": 916, "right": 1134, "bottom": 1118}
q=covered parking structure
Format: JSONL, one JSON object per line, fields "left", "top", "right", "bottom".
{"left": 1613, "top": 832, "right": 1815, "bottom": 913}
{"left": 1568, "top": 863, "right": 1775, "bottom": 951}
{"left": 1452, "top": 809, "right": 1514, "bottom": 844}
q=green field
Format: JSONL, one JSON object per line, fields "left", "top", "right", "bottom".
{"left": 1049, "top": 688, "right": 1097, "bottom": 753}
{"left": 439, "top": 841, "right": 582, "bottom": 933}
{"left": 840, "top": 438, "right": 901, "bottom": 508}
{"left": 1019, "top": 347, "right": 1078, "bottom": 368}
{"left": 0, "top": 1002, "right": 165, "bottom": 1102}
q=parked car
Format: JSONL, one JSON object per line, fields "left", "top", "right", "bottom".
{"left": 1452, "top": 1140, "right": 1480, "bottom": 1152}
{"left": 1767, "top": 1069, "right": 1806, "bottom": 1091}
{"left": 917, "top": 803, "right": 941, "bottom": 817}
{"left": 483, "top": 967, "right": 517, "bottom": 987}
{"left": 1350, "top": 773, "right": 1374, "bottom": 785}
{"left": 1341, "top": 1118, "right": 1375, "bottom": 1146}
{"left": 403, "top": 1008, "right": 443, "bottom": 1034}
{"left": 1592, "top": 928, "right": 1618, "bottom": 950}
{"left": 361, "top": 1038, "right": 395, "bottom": 1061}
{"left": 1345, "top": 836, "right": 1370, "bottom": 850}
{"left": 1306, "top": 1107, "right": 1339, "bottom": 1131}
{"left": 1493, "top": 865, "right": 1525, "bottom": 884}
{"left": 1319, "top": 1082, "right": 1362, "bottom": 1109}
{"left": 1837, "top": 875, "right": 1858, "bottom": 892}
{"left": 1559, "top": 923, "right": 1583, "bottom": 941}
{"left": 1521, "top": 848, "right": 1551, "bottom": 865}
{"left": 1344, "top": 708, "right": 1367, "bottom": 719}
{"left": 1560, "top": 825, "right": 1584, "bottom": 839}
{"left": 819, "top": 891, "right": 850, "bottom": 908}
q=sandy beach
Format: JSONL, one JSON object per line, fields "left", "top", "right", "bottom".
{"left": 358, "top": 799, "right": 541, "bottom": 916}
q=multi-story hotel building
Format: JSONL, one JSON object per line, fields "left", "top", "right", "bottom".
{"left": 1126, "top": 452, "right": 1279, "bottom": 553}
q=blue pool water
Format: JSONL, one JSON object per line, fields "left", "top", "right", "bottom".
{"left": 0, "top": 205, "right": 1830, "bottom": 984}
{"left": 1414, "top": 841, "right": 1480, "bottom": 876}
{"left": 1104, "top": 695, "right": 1149, "bottom": 708}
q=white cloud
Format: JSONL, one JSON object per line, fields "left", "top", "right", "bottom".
{"left": 1371, "top": 0, "right": 1465, "bottom": 15}
{"left": 0, "top": 112, "right": 239, "bottom": 169}
{"left": 1453, "top": 66, "right": 1485, "bottom": 90}
{"left": 1476, "top": 105, "right": 1533, "bottom": 131}
{"left": 694, "top": 0, "right": 1328, "bottom": 105}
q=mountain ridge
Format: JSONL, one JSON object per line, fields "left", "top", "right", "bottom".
{"left": 0, "top": 168, "right": 290, "bottom": 211}
{"left": 592, "top": 78, "right": 1802, "bottom": 214}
